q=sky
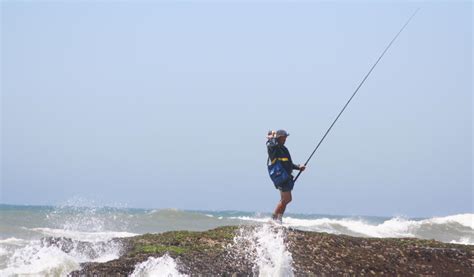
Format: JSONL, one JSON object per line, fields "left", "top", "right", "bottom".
{"left": 1, "top": 1, "right": 472, "bottom": 217}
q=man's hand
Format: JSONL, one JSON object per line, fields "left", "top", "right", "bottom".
{"left": 299, "top": 165, "right": 306, "bottom": 171}
{"left": 266, "top": 130, "right": 276, "bottom": 140}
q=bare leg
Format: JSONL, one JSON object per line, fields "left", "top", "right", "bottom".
{"left": 272, "top": 191, "right": 292, "bottom": 221}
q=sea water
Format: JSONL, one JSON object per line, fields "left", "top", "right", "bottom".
{"left": 0, "top": 202, "right": 472, "bottom": 276}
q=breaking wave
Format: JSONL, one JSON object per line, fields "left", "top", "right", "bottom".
{"left": 0, "top": 238, "right": 123, "bottom": 276}
{"left": 0, "top": 202, "right": 132, "bottom": 276}
{"left": 232, "top": 213, "right": 474, "bottom": 245}
{"left": 130, "top": 254, "right": 187, "bottom": 277}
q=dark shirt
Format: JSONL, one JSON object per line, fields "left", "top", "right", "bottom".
{"left": 267, "top": 138, "right": 300, "bottom": 176}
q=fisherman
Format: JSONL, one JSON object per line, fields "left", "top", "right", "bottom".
{"left": 267, "top": 129, "right": 306, "bottom": 222}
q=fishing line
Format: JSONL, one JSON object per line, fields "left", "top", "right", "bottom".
{"left": 294, "top": 8, "right": 420, "bottom": 183}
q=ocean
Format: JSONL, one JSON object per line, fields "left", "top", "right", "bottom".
{"left": 0, "top": 203, "right": 472, "bottom": 276}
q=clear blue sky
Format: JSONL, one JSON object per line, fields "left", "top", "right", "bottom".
{"left": 1, "top": 1, "right": 472, "bottom": 217}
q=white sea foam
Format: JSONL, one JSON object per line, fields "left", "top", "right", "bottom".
{"left": 232, "top": 214, "right": 474, "bottom": 245}
{"left": 130, "top": 254, "right": 187, "bottom": 277}
{"left": 232, "top": 216, "right": 417, "bottom": 237}
{"left": 0, "top": 246, "right": 8, "bottom": 256}
{"left": 31, "top": 227, "right": 137, "bottom": 242}
{"left": 0, "top": 238, "right": 28, "bottom": 246}
{"left": 0, "top": 237, "right": 124, "bottom": 276}
{"left": 429, "top": 214, "right": 473, "bottom": 229}
{"left": 0, "top": 201, "right": 134, "bottom": 275}
{"left": 450, "top": 237, "right": 474, "bottom": 245}
{"left": 0, "top": 242, "right": 80, "bottom": 276}
{"left": 232, "top": 224, "right": 294, "bottom": 277}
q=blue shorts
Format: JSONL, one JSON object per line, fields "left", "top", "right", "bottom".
{"left": 275, "top": 177, "right": 294, "bottom": 192}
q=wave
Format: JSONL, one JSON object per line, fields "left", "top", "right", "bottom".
{"left": 0, "top": 238, "right": 28, "bottom": 246}
{"left": 450, "top": 237, "right": 474, "bottom": 245}
{"left": 428, "top": 213, "right": 473, "bottom": 229}
{"left": 0, "top": 243, "right": 80, "bottom": 276}
{"left": 0, "top": 202, "right": 131, "bottom": 276}
{"left": 0, "top": 237, "right": 123, "bottom": 276}
{"left": 232, "top": 214, "right": 474, "bottom": 245}
{"left": 30, "top": 227, "right": 137, "bottom": 242}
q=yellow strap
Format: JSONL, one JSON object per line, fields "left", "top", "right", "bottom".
{"left": 271, "top": 157, "right": 289, "bottom": 164}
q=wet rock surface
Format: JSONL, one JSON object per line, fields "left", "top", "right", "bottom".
{"left": 68, "top": 225, "right": 473, "bottom": 276}
{"left": 287, "top": 228, "right": 472, "bottom": 276}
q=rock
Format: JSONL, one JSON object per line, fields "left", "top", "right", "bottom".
{"left": 69, "top": 225, "right": 473, "bottom": 276}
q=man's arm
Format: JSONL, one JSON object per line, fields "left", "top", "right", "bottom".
{"left": 293, "top": 163, "right": 306, "bottom": 171}
{"left": 266, "top": 130, "right": 278, "bottom": 149}
{"left": 266, "top": 131, "right": 279, "bottom": 162}
{"left": 266, "top": 138, "right": 278, "bottom": 148}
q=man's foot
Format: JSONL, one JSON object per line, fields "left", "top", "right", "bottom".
{"left": 271, "top": 213, "right": 283, "bottom": 224}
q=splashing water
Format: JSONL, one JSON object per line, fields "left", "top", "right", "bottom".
{"left": 0, "top": 201, "right": 133, "bottom": 276}
{"left": 130, "top": 254, "right": 188, "bottom": 277}
{"left": 0, "top": 241, "right": 80, "bottom": 276}
{"left": 0, "top": 237, "right": 125, "bottom": 276}
{"left": 232, "top": 224, "right": 294, "bottom": 277}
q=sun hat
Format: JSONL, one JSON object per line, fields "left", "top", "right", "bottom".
{"left": 276, "top": 129, "right": 290, "bottom": 138}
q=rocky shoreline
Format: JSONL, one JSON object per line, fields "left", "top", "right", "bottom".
{"left": 64, "top": 225, "right": 472, "bottom": 276}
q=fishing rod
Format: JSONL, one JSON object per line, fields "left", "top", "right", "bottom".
{"left": 294, "top": 9, "right": 419, "bottom": 183}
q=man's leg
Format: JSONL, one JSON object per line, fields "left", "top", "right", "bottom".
{"left": 273, "top": 191, "right": 292, "bottom": 220}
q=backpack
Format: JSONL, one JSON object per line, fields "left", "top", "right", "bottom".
{"left": 267, "top": 158, "right": 290, "bottom": 186}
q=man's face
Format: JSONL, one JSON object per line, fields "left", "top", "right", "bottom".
{"left": 277, "top": 136, "right": 287, "bottom": 145}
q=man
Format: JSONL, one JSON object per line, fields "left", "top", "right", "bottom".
{"left": 266, "top": 129, "right": 306, "bottom": 222}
